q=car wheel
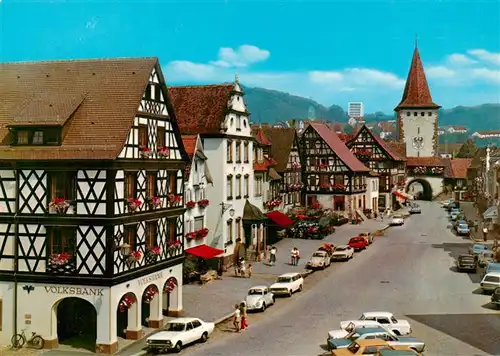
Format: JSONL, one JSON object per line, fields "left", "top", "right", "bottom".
{"left": 298, "top": 284, "right": 303, "bottom": 292}
{"left": 261, "top": 303, "right": 266, "bottom": 312}
{"left": 200, "top": 332, "right": 208, "bottom": 343}
{"left": 174, "top": 342, "right": 182, "bottom": 353}
{"left": 393, "top": 330, "right": 401, "bottom": 336}
{"left": 151, "top": 350, "right": 159, "bottom": 355}
{"left": 288, "top": 290, "right": 293, "bottom": 297}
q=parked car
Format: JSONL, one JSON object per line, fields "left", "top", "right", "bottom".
{"left": 327, "top": 326, "right": 425, "bottom": 352}
{"left": 409, "top": 205, "right": 421, "bottom": 214}
{"left": 269, "top": 272, "right": 304, "bottom": 297}
{"left": 478, "top": 250, "right": 495, "bottom": 268}
{"left": 348, "top": 237, "right": 368, "bottom": 251}
{"left": 331, "top": 245, "right": 355, "bottom": 261}
{"left": 306, "top": 250, "right": 331, "bottom": 270}
{"left": 340, "top": 312, "right": 412, "bottom": 336}
{"left": 318, "top": 243, "right": 336, "bottom": 259}
{"left": 490, "top": 287, "right": 500, "bottom": 308}
{"left": 329, "top": 321, "right": 381, "bottom": 339}
{"left": 482, "top": 261, "right": 500, "bottom": 278}
{"left": 469, "top": 243, "right": 491, "bottom": 258}
{"left": 442, "top": 200, "right": 454, "bottom": 208}
{"left": 331, "top": 339, "right": 411, "bottom": 356}
{"left": 456, "top": 223, "right": 470, "bottom": 236}
{"left": 146, "top": 317, "right": 214, "bottom": 353}
{"left": 453, "top": 219, "right": 467, "bottom": 230}
{"left": 450, "top": 211, "right": 460, "bottom": 221}
{"left": 480, "top": 272, "right": 500, "bottom": 294}
{"left": 359, "top": 232, "right": 373, "bottom": 244}
{"left": 390, "top": 215, "right": 404, "bottom": 226}
{"left": 455, "top": 254, "right": 477, "bottom": 273}
{"left": 245, "top": 286, "right": 275, "bottom": 312}
{"left": 376, "top": 350, "right": 422, "bottom": 356}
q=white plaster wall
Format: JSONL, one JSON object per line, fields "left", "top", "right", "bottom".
{"left": 0, "top": 223, "right": 14, "bottom": 271}
{"left": 400, "top": 110, "right": 438, "bottom": 157}
{"left": 315, "top": 195, "right": 334, "bottom": 210}
{"left": 365, "top": 177, "right": 379, "bottom": 210}
{"left": 0, "top": 281, "right": 15, "bottom": 345}
{"left": 0, "top": 170, "right": 15, "bottom": 214}
{"left": 76, "top": 170, "right": 106, "bottom": 215}
{"left": 184, "top": 155, "right": 208, "bottom": 250}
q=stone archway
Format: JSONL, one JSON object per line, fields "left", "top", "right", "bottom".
{"left": 116, "top": 292, "right": 139, "bottom": 339}
{"left": 141, "top": 284, "right": 160, "bottom": 327}
{"left": 53, "top": 297, "right": 97, "bottom": 352}
{"left": 406, "top": 179, "right": 433, "bottom": 201}
{"left": 162, "top": 277, "right": 180, "bottom": 316}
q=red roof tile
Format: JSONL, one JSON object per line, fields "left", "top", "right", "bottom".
{"left": 253, "top": 157, "right": 278, "bottom": 172}
{"left": 252, "top": 126, "right": 272, "bottom": 146}
{"left": 181, "top": 135, "right": 197, "bottom": 159}
{"left": 309, "top": 123, "right": 369, "bottom": 172}
{"left": 450, "top": 158, "right": 472, "bottom": 179}
{"left": 168, "top": 84, "right": 234, "bottom": 135}
{"left": 406, "top": 157, "right": 444, "bottom": 167}
{"left": 395, "top": 47, "right": 441, "bottom": 110}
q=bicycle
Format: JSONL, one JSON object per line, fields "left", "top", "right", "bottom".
{"left": 11, "top": 329, "right": 44, "bottom": 349}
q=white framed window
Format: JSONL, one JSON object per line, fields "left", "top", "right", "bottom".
{"left": 227, "top": 176, "right": 233, "bottom": 199}
{"left": 236, "top": 176, "right": 242, "bottom": 197}
{"left": 236, "top": 115, "right": 241, "bottom": 130}
{"left": 244, "top": 176, "right": 249, "bottom": 197}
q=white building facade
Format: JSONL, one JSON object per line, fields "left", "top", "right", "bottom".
{"left": 348, "top": 102, "right": 364, "bottom": 118}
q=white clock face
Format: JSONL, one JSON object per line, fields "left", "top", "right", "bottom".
{"left": 412, "top": 136, "right": 424, "bottom": 150}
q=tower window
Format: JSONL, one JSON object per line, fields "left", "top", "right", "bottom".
{"left": 406, "top": 112, "right": 410, "bottom": 116}
{"left": 413, "top": 112, "right": 418, "bottom": 116}
{"left": 428, "top": 112, "right": 432, "bottom": 116}
{"left": 420, "top": 112, "right": 425, "bottom": 116}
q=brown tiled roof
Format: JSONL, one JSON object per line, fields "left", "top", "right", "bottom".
{"left": 378, "top": 121, "right": 396, "bottom": 132}
{"left": 309, "top": 123, "right": 369, "bottom": 172}
{"left": 253, "top": 157, "right": 277, "bottom": 172}
{"left": 385, "top": 141, "right": 407, "bottom": 159}
{"left": 181, "top": 135, "right": 197, "bottom": 159}
{"left": 352, "top": 126, "right": 405, "bottom": 161}
{"left": 395, "top": 47, "right": 441, "bottom": 110}
{"left": 470, "top": 147, "right": 487, "bottom": 168}
{"left": 0, "top": 57, "right": 161, "bottom": 160}
{"left": 406, "top": 157, "right": 444, "bottom": 167}
{"left": 260, "top": 125, "right": 297, "bottom": 172}
{"left": 450, "top": 158, "right": 472, "bottom": 179}
{"left": 168, "top": 84, "right": 234, "bottom": 135}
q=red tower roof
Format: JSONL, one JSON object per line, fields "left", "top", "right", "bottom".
{"left": 395, "top": 46, "right": 441, "bottom": 110}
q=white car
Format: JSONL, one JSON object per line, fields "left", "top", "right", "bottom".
{"left": 329, "top": 321, "right": 381, "bottom": 339}
{"left": 147, "top": 317, "right": 215, "bottom": 353}
{"left": 269, "top": 272, "right": 304, "bottom": 297}
{"left": 331, "top": 245, "right": 354, "bottom": 261}
{"left": 340, "top": 312, "right": 412, "bottom": 335}
{"left": 245, "top": 286, "right": 275, "bottom": 312}
{"left": 481, "top": 272, "right": 500, "bottom": 293}
{"left": 442, "top": 199, "right": 454, "bottom": 208}
{"left": 306, "top": 250, "right": 331, "bottom": 269}
{"left": 390, "top": 215, "right": 404, "bottom": 226}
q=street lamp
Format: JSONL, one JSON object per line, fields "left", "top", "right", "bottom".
{"left": 118, "top": 243, "right": 131, "bottom": 257}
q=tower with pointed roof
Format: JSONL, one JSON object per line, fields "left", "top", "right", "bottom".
{"left": 395, "top": 42, "right": 441, "bottom": 158}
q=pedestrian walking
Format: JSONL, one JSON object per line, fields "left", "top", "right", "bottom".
{"left": 247, "top": 263, "right": 252, "bottom": 278}
{"left": 239, "top": 302, "right": 248, "bottom": 330}
{"left": 295, "top": 248, "right": 301, "bottom": 266}
{"left": 290, "top": 247, "right": 297, "bottom": 265}
{"left": 233, "top": 304, "right": 241, "bottom": 332}
{"left": 269, "top": 246, "right": 277, "bottom": 266}
{"left": 217, "top": 258, "right": 224, "bottom": 280}
{"left": 483, "top": 226, "right": 488, "bottom": 242}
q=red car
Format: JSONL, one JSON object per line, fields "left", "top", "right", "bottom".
{"left": 348, "top": 237, "right": 367, "bottom": 251}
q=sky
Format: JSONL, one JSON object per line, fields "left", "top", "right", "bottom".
{"left": 1, "top": 0, "right": 499, "bottom": 113}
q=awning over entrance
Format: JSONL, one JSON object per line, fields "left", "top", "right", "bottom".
{"left": 393, "top": 191, "right": 408, "bottom": 200}
{"left": 243, "top": 200, "right": 266, "bottom": 221}
{"left": 185, "top": 244, "right": 224, "bottom": 260}
{"left": 265, "top": 210, "right": 294, "bottom": 228}
{"left": 483, "top": 206, "right": 498, "bottom": 220}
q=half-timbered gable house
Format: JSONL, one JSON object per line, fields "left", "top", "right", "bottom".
{"left": 261, "top": 125, "right": 302, "bottom": 213}
{"left": 181, "top": 135, "right": 213, "bottom": 250}
{"left": 168, "top": 77, "right": 266, "bottom": 265}
{"left": 347, "top": 125, "right": 407, "bottom": 210}
{"left": 0, "top": 58, "right": 189, "bottom": 353}
{"left": 300, "top": 123, "right": 370, "bottom": 217}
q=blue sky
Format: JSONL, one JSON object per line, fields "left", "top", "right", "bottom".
{"left": 1, "top": 0, "right": 499, "bottom": 113}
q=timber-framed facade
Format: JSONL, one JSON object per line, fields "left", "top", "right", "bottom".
{"left": 0, "top": 58, "right": 189, "bottom": 353}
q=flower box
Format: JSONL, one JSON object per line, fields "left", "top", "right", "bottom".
{"left": 318, "top": 163, "right": 329, "bottom": 168}
{"left": 168, "top": 194, "right": 182, "bottom": 206}
{"left": 196, "top": 228, "right": 209, "bottom": 239}
{"left": 163, "top": 278, "right": 178, "bottom": 293}
{"left": 49, "top": 197, "right": 70, "bottom": 215}
{"left": 291, "top": 161, "right": 301, "bottom": 169}
{"left": 140, "top": 147, "right": 153, "bottom": 159}
{"left": 127, "top": 198, "right": 142, "bottom": 212}
{"left": 289, "top": 182, "right": 303, "bottom": 191}
{"left": 332, "top": 183, "right": 346, "bottom": 191}
{"left": 185, "top": 232, "right": 197, "bottom": 240}
{"left": 168, "top": 240, "right": 181, "bottom": 251}
{"left": 197, "top": 199, "right": 210, "bottom": 208}
{"left": 49, "top": 252, "right": 71, "bottom": 267}
{"left": 149, "top": 246, "right": 161, "bottom": 256}
{"left": 186, "top": 200, "right": 196, "bottom": 209}
{"left": 118, "top": 295, "right": 136, "bottom": 312}
{"left": 265, "top": 199, "right": 281, "bottom": 209}
{"left": 320, "top": 183, "right": 331, "bottom": 189}
{"left": 143, "top": 285, "right": 159, "bottom": 303}
{"left": 311, "top": 203, "right": 322, "bottom": 210}
{"left": 148, "top": 196, "right": 162, "bottom": 209}
{"left": 158, "top": 147, "right": 170, "bottom": 158}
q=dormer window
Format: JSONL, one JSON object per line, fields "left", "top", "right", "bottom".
{"left": 17, "top": 131, "right": 29, "bottom": 144}
{"left": 33, "top": 131, "right": 44, "bottom": 144}
{"left": 12, "top": 128, "right": 60, "bottom": 146}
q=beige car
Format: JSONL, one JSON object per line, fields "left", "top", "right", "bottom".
{"left": 332, "top": 339, "right": 413, "bottom": 355}
{"left": 359, "top": 232, "right": 373, "bottom": 245}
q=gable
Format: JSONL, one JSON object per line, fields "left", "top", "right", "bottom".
{"left": 138, "top": 66, "right": 169, "bottom": 116}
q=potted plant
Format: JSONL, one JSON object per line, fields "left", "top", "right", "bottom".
{"left": 118, "top": 295, "right": 136, "bottom": 312}
{"left": 197, "top": 199, "right": 210, "bottom": 208}
{"left": 148, "top": 196, "right": 162, "bottom": 209}
{"left": 142, "top": 286, "right": 159, "bottom": 303}
{"left": 185, "top": 232, "right": 197, "bottom": 241}
{"left": 158, "top": 147, "right": 170, "bottom": 158}
{"left": 48, "top": 197, "right": 70, "bottom": 215}
{"left": 146, "top": 246, "right": 161, "bottom": 263}
{"left": 168, "top": 194, "right": 182, "bottom": 206}
{"left": 127, "top": 250, "right": 142, "bottom": 266}
{"left": 140, "top": 147, "right": 153, "bottom": 159}
{"left": 186, "top": 200, "right": 196, "bottom": 209}
{"left": 196, "top": 228, "right": 209, "bottom": 239}
{"left": 168, "top": 240, "right": 181, "bottom": 252}
{"left": 127, "top": 198, "right": 142, "bottom": 212}
{"left": 49, "top": 252, "right": 71, "bottom": 267}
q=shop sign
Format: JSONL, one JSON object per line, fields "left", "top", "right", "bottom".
{"left": 44, "top": 286, "right": 104, "bottom": 296}
{"left": 138, "top": 272, "right": 163, "bottom": 287}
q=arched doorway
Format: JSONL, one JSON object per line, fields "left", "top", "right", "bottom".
{"left": 162, "top": 277, "right": 178, "bottom": 316}
{"left": 116, "top": 292, "right": 138, "bottom": 339}
{"left": 55, "top": 297, "right": 97, "bottom": 352}
{"left": 406, "top": 179, "right": 433, "bottom": 201}
{"left": 141, "top": 284, "right": 160, "bottom": 327}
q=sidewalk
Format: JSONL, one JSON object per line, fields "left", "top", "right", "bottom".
{"left": 461, "top": 202, "right": 495, "bottom": 242}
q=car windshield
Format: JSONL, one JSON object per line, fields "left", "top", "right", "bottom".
{"left": 248, "top": 289, "right": 263, "bottom": 295}
{"left": 164, "top": 322, "right": 186, "bottom": 332}
{"left": 336, "top": 247, "right": 347, "bottom": 251}
{"left": 277, "top": 277, "right": 292, "bottom": 283}
{"left": 457, "top": 220, "right": 466, "bottom": 224}
{"left": 483, "top": 252, "right": 494, "bottom": 258}
{"left": 313, "top": 252, "right": 324, "bottom": 257}
{"left": 393, "top": 215, "right": 402, "bottom": 218}
{"left": 473, "top": 244, "right": 488, "bottom": 251}
{"left": 484, "top": 276, "right": 500, "bottom": 283}
{"left": 458, "top": 224, "right": 468, "bottom": 229}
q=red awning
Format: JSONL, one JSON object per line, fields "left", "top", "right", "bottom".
{"left": 265, "top": 210, "right": 294, "bottom": 228}
{"left": 185, "top": 244, "right": 224, "bottom": 260}
{"left": 393, "top": 191, "right": 407, "bottom": 200}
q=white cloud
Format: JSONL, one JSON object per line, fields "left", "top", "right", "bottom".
{"left": 426, "top": 66, "right": 456, "bottom": 78}
{"left": 467, "top": 49, "right": 500, "bottom": 66}
{"left": 85, "top": 17, "right": 99, "bottom": 30}
{"left": 308, "top": 68, "right": 404, "bottom": 90}
{"left": 470, "top": 68, "right": 500, "bottom": 84}
{"left": 308, "top": 71, "right": 343, "bottom": 84}
{"left": 446, "top": 53, "right": 476, "bottom": 65}
{"left": 210, "top": 45, "right": 270, "bottom": 68}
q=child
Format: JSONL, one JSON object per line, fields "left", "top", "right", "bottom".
{"left": 247, "top": 264, "right": 252, "bottom": 278}
{"left": 233, "top": 304, "right": 241, "bottom": 332}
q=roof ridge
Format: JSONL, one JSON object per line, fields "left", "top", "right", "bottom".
{"left": 169, "top": 84, "right": 233, "bottom": 89}
{"left": 0, "top": 57, "right": 158, "bottom": 65}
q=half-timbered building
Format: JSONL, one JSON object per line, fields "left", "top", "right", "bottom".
{"left": 261, "top": 125, "right": 302, "bottom": 213}
{"left": 0, "top": 58, "right": 189, "bottom": 353}
{"left": 300, "top": 123, "right": 370, "bottom": 217}
{"left": 347, "top": 125, "right": 407, "bottom": 210}
{"left": 168, "top": 77, "right": 266, "bottom": 265}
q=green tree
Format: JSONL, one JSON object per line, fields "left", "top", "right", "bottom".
{"left": 456, "top": 139, "right": 478, "bottom": 158}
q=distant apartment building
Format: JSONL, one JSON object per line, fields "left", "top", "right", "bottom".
{"left": 348, "top": 102, "right": 364, "bottom": 118}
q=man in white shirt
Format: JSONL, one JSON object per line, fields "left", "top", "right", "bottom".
{"left": 233, "top": 304, "right": 241, "bottom": 332}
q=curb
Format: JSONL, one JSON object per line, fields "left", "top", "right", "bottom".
{"left": 129, "top": 352, "right": 148, "bottom": 356}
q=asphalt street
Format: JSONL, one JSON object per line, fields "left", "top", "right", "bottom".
{"left": 176, "top": 201, "right": 500, "bottom": 356}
